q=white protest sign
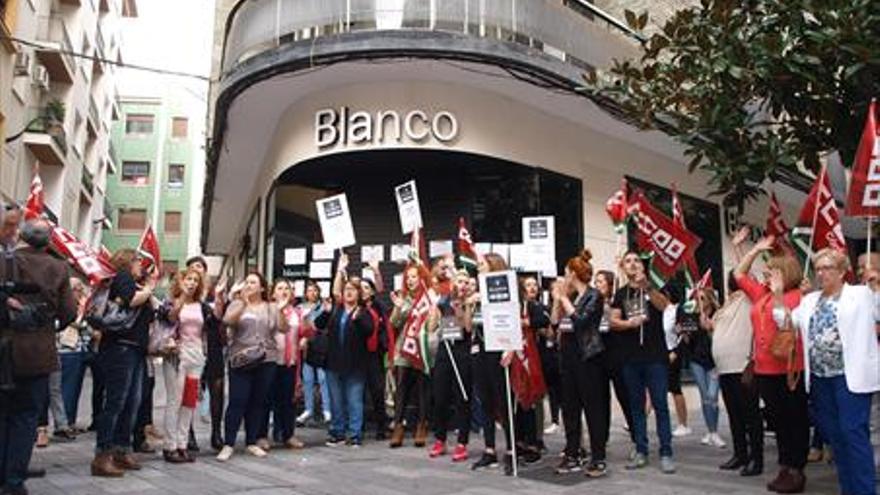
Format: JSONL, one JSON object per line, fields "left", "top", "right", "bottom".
{"left": 390, "top": 244, "right": 411, "bottom": 263}
{"left": 312, "top": 243, "right": 334, "bottom": 260}
{"left": 429, "top": 240, "right": 453, "bottom": 258}
{"left": 395, "top": 180, "right": 423, "bottom": 234}
{"left": 309, "top": 261, "right": 332, "bottom": 279}
{"left": 479, "top": 270, "right": 523, "bottom": 352}
{"left": 284, "top": 247, "right": 307, "bottom": 266}
{"left": 316, "top": 194, "right": 356, "bottom": 249}
{"left": 522, "top": 216, "right": 555, "bottom": 247}
{"left": 361, "top": 245, "right": 384, "bottom": 263}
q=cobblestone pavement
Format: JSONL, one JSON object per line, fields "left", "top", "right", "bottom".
{"left": 24, "top": 377, "right": 852, "bottom": 495}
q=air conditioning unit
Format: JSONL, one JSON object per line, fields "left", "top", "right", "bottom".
{"left": 32, "top": 65, "right": 50, "bottom": 91}
{"left": 14, "top": 52, "right": 32, "bottom": 77}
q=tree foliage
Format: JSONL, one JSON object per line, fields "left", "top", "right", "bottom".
{"left": 583, "top": 0, "right": 880, "bottom": 210}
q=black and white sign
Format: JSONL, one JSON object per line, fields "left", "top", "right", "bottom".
{"left": 316, "top": 193, "right": 356, "bottom": 249}
{"left": 395, "top": 180, "right": 423, "bottom": 234}
{"left": 479, "top": 270, "right": 523, "bottom": 351}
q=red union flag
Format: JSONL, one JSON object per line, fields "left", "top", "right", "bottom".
{"left": 605, "top": 179, "right": 629, "bottom": 233}
{"left": 50, "top": 226, "right": 116, "bottom": 285}
{"left": 138, "top": 225, "right": 162, "bottom": 273}
{"left": 671, "top": 184, "right": 700, "bottom": 282}
{"left": 457, "top": 217, "right": 478, "bottom": 269}
{"left": 629, "top": 190, "right": 702, "bottom": 287}
{"left": 846, "top": 99, "right": 880, "bottom": 217}
{"left": 399, "top": 283, "right": 434, "bottom": 373}
{"left": 24, "top": 169, "right": 44, "bottom": 220}
{"left": 766, "top": 191, "right": 795, "bottom": 253}
{"left": 792, "top": 166, "right": 847, "bottom": 258}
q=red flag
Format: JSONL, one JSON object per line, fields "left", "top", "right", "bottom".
{"left": 846, "top": 99, "right": 880, "bottom": 217}
{"left": 672, "top": 184, "right": 700, "bottom": 282}
{"left": 24, "top": 168, "right": 44, "bottom": 220}
{"left": 605, "top": 179, "right": 629, "bottom": 233}
{"left": 457, "top": 217, "right": 478, "bottom": 269}
{"left": 398, "top": 281, "right": 434, "bottom": 373}
{"left": 765, "top": 191, "right": 794, "bottom": 253}
{"left": 49, "top": 226, "right": 116, "bottom": 285}
{"left": 138, "top": 225, "right": 162, "bottom": 273}
{"left": 628, "top": 190, "right": 702, "bottom": 287}
{"left": 793, "top": 166, "right": 847, "bottom": 253}
{"left": 510, "top": 323, "right": 546, "bottom": 409}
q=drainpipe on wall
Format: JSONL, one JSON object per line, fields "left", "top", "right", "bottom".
{"left": 151, "top": 100, "right": 167, "bottom": 230}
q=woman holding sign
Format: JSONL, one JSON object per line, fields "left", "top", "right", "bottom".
{"left": 389, "top": 264, "right": 435, "bottom": 448}
{"left": 470, "top": 253, "right": 516, "bottom": 474}
{"left": 551, "top": 250, "right": 609, "bottom": 478}
{"left": 428, "top": 268, "right": 473, "bottom": 461}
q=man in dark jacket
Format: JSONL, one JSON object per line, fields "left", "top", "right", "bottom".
{"left": 0, "top": 211, "right": 76, "bottom": 495}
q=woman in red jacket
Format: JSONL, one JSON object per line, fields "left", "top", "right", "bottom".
{"left": 734, "top": 236, "right": 806, "bottom": 493}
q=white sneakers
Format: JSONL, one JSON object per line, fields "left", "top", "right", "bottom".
{"left": 543, "top": 423, "right": 560, "bottom": 435}
{"left": 672, "top": 425, "right": 692, "bottom": 437}
{"left": 216, "top": 446, "right": 234, "bottom": 462}
{"left": 323, "top": 411, "right": 332, "bottom": 423}
{"left": 296, "top": 411, "right": 312, "bottom": 424}
{"left": 701, "top": 432, "right": 727, "bottom": 448}
{"left": 247, "top": 445, "right": 268, "bottom": 457}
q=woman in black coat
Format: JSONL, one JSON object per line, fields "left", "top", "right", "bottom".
{"left": 314, "top": 279, "right": 373, "bottom": 446}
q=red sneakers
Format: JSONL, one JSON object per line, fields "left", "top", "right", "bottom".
{"left": 429, "top": 440, "right": 446, "bottom": 458}
{"left": 451, "top": 444, "right": 468, "bottom": 462}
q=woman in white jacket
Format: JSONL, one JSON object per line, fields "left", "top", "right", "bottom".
{"left": 773, "top": 248, "right": 880, "bottom": 495}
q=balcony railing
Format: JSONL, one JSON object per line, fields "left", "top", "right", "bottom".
{"left": 88, "top": 96, "right": 100, "bottom": 132}
{"left": 81, "top": 167, "right": 95, "bottom": 197}
{"left": 26, "top": 108, "right": 68, "bottom": 153}
{"left": 35, "top": 16, "right": 76, "bottom": 83}
{"left": 222, "top": 0, "right": 642, "bottom": 75}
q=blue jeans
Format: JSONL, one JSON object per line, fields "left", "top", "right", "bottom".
{"left": 95, "top": 344, "right": 145, "bottom": 453}
{"left": 301, "top": 363, "right": 330, "bottom": 416}
{"left": 264, "top": 365, "right": 296, "bottom": 443}
{"left": 811, "top": 375, "right": 876, "bottom": 495}
{"left": 0, "top": 375, "right": 47, "bottom": 491}
{"left": 60, "top": 351, "right": 87, "bottom": 427}
{"left": 689, "top": 361, "right": 720, "bottom": 433}
{"left": 622, "top": 361, "right": 673, "bottom": 457}
{"left": 224, "top": 362, "right": 274, "bottom": 447}
{"left": 325, "top": 370, "right": 365, "bottom": 442}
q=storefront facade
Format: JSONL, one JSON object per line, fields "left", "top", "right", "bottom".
{"left": 206, "top": 1, "right": 804, "bottom": 289}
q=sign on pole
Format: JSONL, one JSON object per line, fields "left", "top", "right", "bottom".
{"left": 395, "top": 180, "right": 423, "bottom": 234}
{"left": 479, "top": 270, "right": 523, "bottom": 352}
{"left": 316, "top": 193, "right": 356, "bottom": 249}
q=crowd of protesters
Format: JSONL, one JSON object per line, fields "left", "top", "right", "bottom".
{"left": 2, "top": 199, "right": 880, "bottom": 495}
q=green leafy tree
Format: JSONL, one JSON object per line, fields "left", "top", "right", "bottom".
{"left": 583, "top": 0, "right": 879, "bottom": 210}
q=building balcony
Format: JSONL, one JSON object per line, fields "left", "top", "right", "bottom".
{"left": 35, "top": 16, "right": 76, "bottom": 84}
{"left": 23, "top": 109, "right": 68, "bottom": 166}
{"left": 1, "top": 0, "right": 17, "bottom": 53}
{"left": 221, "top": 0, "right": 643, "bottom": 80}
{"left": 81, "top": 167, "right": 95, "bottom": 201}
{"left": 87, "top": 97, "right": 100, "bottom": 138}
{"left": 107, "top": 140, "right": 118, "bottom": 174}
{"left": 93, "top": 28, "right": 106, "bottom": 75}
{"left": 59, "top": 0, "right": 82, "bottom": 6}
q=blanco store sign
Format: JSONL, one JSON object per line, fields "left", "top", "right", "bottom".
{"left": 315, "top": 107, "right": 459, "bottom": 149}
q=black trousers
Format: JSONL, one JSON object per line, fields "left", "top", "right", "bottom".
{"left": 758, "top": 374, "right": 809, "bottom": 469}
{"left": 365, "top": 353, "right": 388, "bottom": 432}
{"left": 603, "top": 359, "right": 635, "bottom": 443}
{"left": 133, "top": 369, "right": 154, "bottom": 446}
{"left": 561, "top": 355, "right": 609, "bottom": 461}
{"left": 473, "top": 350, "right": 510, "bottom": 451}
{"left": 720, "top": 373, "right": 763, "bottom": 463}
{"left": 515, "top": 407, "right": 538, "bottom": 447}
{"left": 432, "top": 341, "right": 471, "bottom": 445}
{"left": 539, "top": 348, "right": 562, "bottom": 424}
{"left": 393, "top": 366, "right": 428, "bottom": 425}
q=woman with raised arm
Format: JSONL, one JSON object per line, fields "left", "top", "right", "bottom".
{"left": 733, "top": 236, "right": 805, "bottom": 493}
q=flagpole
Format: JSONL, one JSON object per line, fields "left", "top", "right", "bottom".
{"left": 504, "top": 366, "right": 518, "bottom": 477}
{"left": 443, "top": 339, "right": 468, "bottom": 402}
{"left": 804, "top": 165, "right": 826, "bottom": 279}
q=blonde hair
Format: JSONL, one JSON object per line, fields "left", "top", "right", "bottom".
{"left": 813, "top": 248, "right": 850, "bottom": 273}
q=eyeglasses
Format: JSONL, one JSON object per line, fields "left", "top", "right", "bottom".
{"left": 814, "top": 264, "right": 838, "bottom": 273}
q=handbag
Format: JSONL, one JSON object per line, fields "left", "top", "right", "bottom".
{"left": 304, "top": 331, "right": 329, "bottom": 368}
{"left": 766, "top": 298, "right": 800, "bottom": 391}
{"left": 229, "top": 343, "right": 266, "bottom": 370}
{"left": 148, "top": 318, "right": 178, "bottom": 356}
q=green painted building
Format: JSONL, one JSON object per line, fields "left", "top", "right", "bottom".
{"left": 104, "top": 94, "right": 204, "bottom": 277}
